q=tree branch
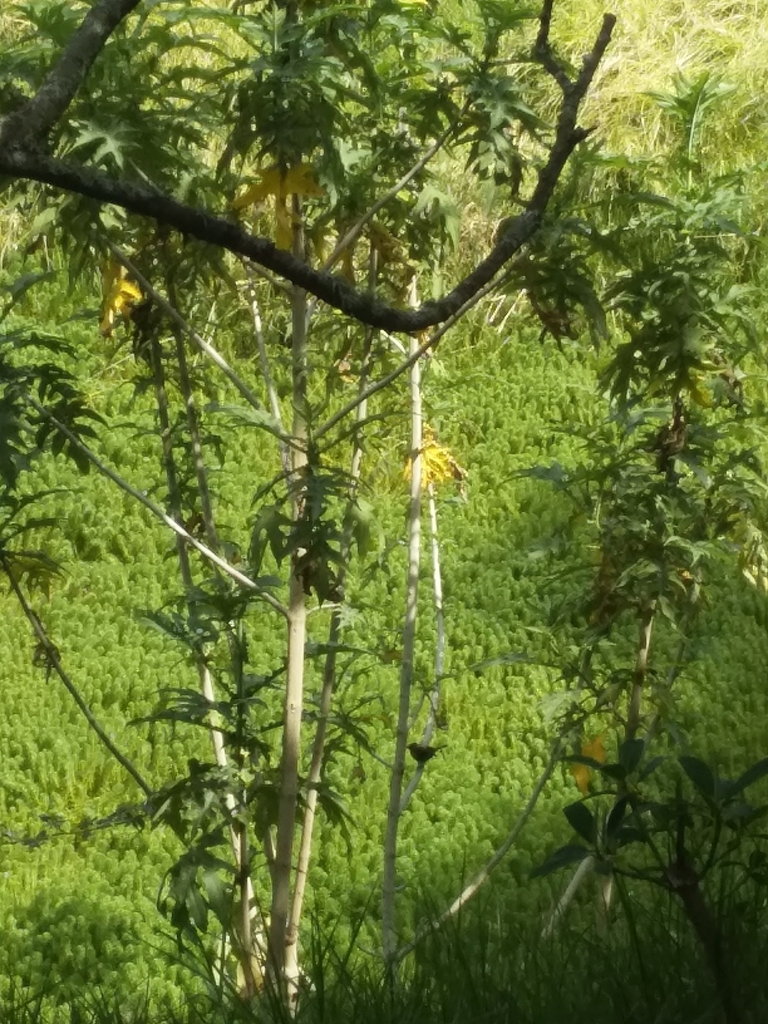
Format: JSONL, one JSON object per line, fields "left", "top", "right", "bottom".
{"left": 0, "top": 0, "right": 142, "bottom": 147}
{"left": 394, "top": 736, "right": 564, "bottom": 961}
{"left": 109, "top": 245, "right": 279, "bottom": 428}
{"left": 0, "top": 7, "right": 615, "bottom": 333}
{"left": 25, "top": 394, "right": 288, "bottom": 616}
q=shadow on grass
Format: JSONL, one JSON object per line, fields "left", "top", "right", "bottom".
{"left": 2, "top": 870, "right": 766, "bottom": 1024}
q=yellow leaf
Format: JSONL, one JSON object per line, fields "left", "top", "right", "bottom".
{"left": 232, "top": 163, "right": 324, "bottom": 210}
{"left": 100, "top": 259, "right": 142, "bottom": 336}
{"left": 232, "top": 172, "right": 280, "bottom": 210}
{"left": 571, "top": 763, "right": 591, "bottom": 797}
{"left": 283, "top": 163, "right": 324, "bottom": 197}
{"left": 403, "top": 426, "right": 462, "bottom": 488}
{"left": 334, "top": 354, "right": 356, "bottom": 384}
{"left": 570, "top": 733, "right": 606, "bottom": 796}
{"left": 583, "top": 733, "right": 606, "bottom": 762}
{"left": 408, "top": 425, "right": 467, "bottom": 489}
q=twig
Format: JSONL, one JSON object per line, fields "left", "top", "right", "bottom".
{"left": 394, "top": 737, "right": 564, "bottom": 961}
{"left": 626, "top": 604, "right": 656, "bottom": 741}
{"left": 243, "top": 259, "right": 291, "bottom": 295}
{"left": 244, "top": 262, "right": 290, "bottom": 475}
{"left": 315, "top": 259, "right": 522, "bottom": 443}
{"left": 26, "top": 394, "right": 288, "bottom": 616}
{"left": 533, "top": 0, "right": 571, "bottom": 92}
{"left": 108, "top": 245, "right": 280, "bottom": 429}
{"left": 324, "top": 118, "right": 464, "bottom": 277}
{"left": 3, "top": 561, "right": 152, "bottom": 796}
{"left": 541, "top": 854, "right": 596, "bottom": 938}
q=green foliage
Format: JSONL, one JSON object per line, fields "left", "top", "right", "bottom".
{"left": 3, "top": 0, "right": 768, "bottom": 1012}
{"left": 536, "top": 745, "right": 768, "bottom": 889}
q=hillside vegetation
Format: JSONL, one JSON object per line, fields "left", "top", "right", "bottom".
{"left": 1, "top": 1, "right": 768, "bottom": 1022}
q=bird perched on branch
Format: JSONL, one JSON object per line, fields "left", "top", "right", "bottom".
{"left": 407, "top": 742, "right": 445, "bottom": 764}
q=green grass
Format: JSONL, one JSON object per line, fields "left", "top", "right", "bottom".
{"left": 2, "top": 868, "right": 766, "bottom": 1024}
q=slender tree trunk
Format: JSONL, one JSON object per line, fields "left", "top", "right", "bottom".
{"left": 286, "top": 299, "right": 375, "bottom": 982}
{"left": 399, "top": 480, "right": 443, "bottom": 815}
{"left": 542, "top": 855, "right": 596, "bottom": 939}
{"left": 668, "top": 857, "right": 742, "bottom": 1024}
{"left": 172, "top": 327, "right": 219, "bottom": 551}
{"left": 427, "top": 483, "right": 445, "bottom": 700}
{"left": 5, "top": 569, "right": 151, "bottom": 795}
{"left": 151, "top": 331, "right": 262, "bottom": 989}
{"left": 596, "top": 602, "right": 656, "bottom": 933}
{"left": 270, "top": 195, "right": 308, "bottom": 989}
{"left": 382, "top": 322, "right": 422, "bottom": 964}
{"left": 626, "top": 604, "right": 655, "bottom": 742}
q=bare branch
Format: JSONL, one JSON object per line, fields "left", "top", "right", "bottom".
{"left": 244, "top": 263, "right": 291, "bottom": 475}
{"left": 394, "top": 737, "right": 564, "bottom": 961}
{"left": 321, "top": 112, "right": 465, "bottom": 275}
{"left": 108, "top": 245, "right": 281, "bottom": 428}
{"left": 314, "top": 257, "right": 522, "bottom": 443}
{"left": 534, "top": 0, "right": 571, "bottom": 92}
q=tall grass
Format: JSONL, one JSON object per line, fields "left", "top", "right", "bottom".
{"left": 4, "top": 866, "right": 765, "bottom": 1024}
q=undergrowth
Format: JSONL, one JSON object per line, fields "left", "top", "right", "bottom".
{"left": 3, "top": 870, "right": 766, "bottom": 1024}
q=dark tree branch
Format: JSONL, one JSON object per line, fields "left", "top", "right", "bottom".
{"left": 534, "top": 0, "right": 572, "bottom": 91}
{"left": 0, "top": 0, "right": 143, "bottom": 147}
{"left": 0, "top": 2, "right": 615, "bottom": 333}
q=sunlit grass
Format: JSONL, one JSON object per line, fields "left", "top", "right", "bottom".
{"left": 553, "top": 0, "right": 768, "bottom": 171}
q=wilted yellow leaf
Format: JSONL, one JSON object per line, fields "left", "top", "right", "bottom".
{"left": 333, "top": 353, "right": 356, "bottom": 384}
{"left": 100, "top": 259, "right": 142, "bottom": 336}
{"left": 410, "top": 425, "right": 467, "bottom": 489}
{"left": 232, "top": 163, "right": 324, "bottom": 209}
{"left": 571, "top": 733, "right": 606, "bottom": 796}
{"left": 233, "top": 164, "right": 324, "bottom": 251}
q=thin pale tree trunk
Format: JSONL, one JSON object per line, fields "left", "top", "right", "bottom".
{"left": 270, "top": 195, "right": 308, "bottom": 989}
{"left": 286, "top": 267, "right": 376, "bottom": 981}
{"left": 382, "top": 320, "right": 422, "bottom": 965}
{"left": 399, "top": 480, "right": 443, "bottom": 814}
{"left": 626, "top": 604, "right": 656, "bottom": 742}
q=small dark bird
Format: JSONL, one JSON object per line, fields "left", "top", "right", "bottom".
{"left": 407, "top": 742, "right": 445, "bottom": 764}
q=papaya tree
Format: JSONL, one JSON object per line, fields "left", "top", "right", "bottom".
{"left": 528, "top": 73, "right": 768, "bottom": 1024}
{"left": 0, "top": 0, "right": 616, "bottom": 997}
